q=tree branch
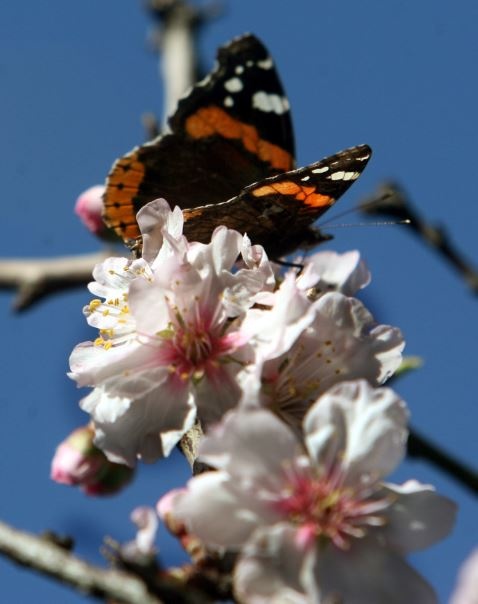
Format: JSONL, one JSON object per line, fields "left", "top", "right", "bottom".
{"left": 0, "top": 521, "right": 164, "bottom": 604}
{"left": 408, "top": 428, "right": 478, "bottom": 495}
{"left": 360, "top": 182, "right": 478, "bottom": 295}
{"left": 0, "top": 251, "right": 112, "bottom": 311}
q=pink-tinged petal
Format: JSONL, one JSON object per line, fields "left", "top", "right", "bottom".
{"left": 234, "top": 524, "right": 316, "bottom": 604}
{"left": 203, "top": 226, "right": 244, "bottom": 274}
{"left": 199, "top": 407, "right": 301, "bottom": 483}
{"left": 194, "top": 364, "right": 243, "bottom": 428}
{"left": 297, "top": 250, "right": 371, "bottom": 295}
{"left": 304, "top": 380, "right": 409, "bottom": 484}
{"left": 136, "top": 198, "right": 185, "bottom": 263}
{"left": 103, "top": 366, "right": 173, "bottom": 400}
{"left": 173, "top": 472, "right": 278, "bottom": 548}
{"left": 130, "top": 506, "right": 158, "bottom": 555}
{"left": 311, "top": 293, "right": 405, "bottom": 388}
{"left": 220, "top": 268, "right": 272, "bottom": 317}
{"left": 241, "top": 273, "right": 316, "bottom": 360}
{"left": 83, "top": 384, "right": 196, "bottom": 466}
{"left": 69, "top": 340, "right": 164, "bottom": 392}
{"left": 450, "top": 548, "right": 478, "bottom": 604}
{"left": 240, "top": 235, "right": 275, "bottom": 293}
{"left": 316, "top": 538, "right": 438, "bottom": 604}
{"left": 157, "top": 488, "right": 186, "bottom": 520}
{"left": 378, "top": 481, "right": 457, "bottom": 553}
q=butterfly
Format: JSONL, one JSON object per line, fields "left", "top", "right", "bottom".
{"left": 103, "top": 34, "right": 371, "bottom": 257}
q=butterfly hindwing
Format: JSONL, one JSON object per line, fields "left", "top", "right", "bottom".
{"left": 181, "top": 144, "right": 372, "bottom": 256}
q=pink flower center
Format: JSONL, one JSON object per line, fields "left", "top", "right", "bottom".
{"left": 274, "top": 466, "right": 390, "bottom": 550}
{"left": 158, "top": 308, "right": 244, "bottom": 381}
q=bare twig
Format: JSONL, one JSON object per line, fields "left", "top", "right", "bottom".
{"left": 146, "top": 0, "right": 223, "bottom": 124}
{"left": 408, "top": 428, "right": 478, "bottom": 495}
{"left": 360, "top": 182, "right": 478, "bottom": 295}
{"left": 0, "top": 521, "right": 163, "bottom": 604}
{"left": 0, "top": 250, "right": 112, "bottom": 311}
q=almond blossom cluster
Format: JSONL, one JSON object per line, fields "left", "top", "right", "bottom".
{"left": 65, "top": 199, "right": 456, "bottom": 603}
{"left": 161, "top": 381, "right": 456, "bottom": 603}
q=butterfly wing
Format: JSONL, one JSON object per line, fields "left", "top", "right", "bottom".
{"left": 181, "top": 144, "right": 372, "bottom": 257}
{"left": 103, "top": 34, "right": 295, "bottom": 242}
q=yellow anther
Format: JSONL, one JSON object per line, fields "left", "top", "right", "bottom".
{"left": 89, "top": 299, "right": 102, "bottom": 311}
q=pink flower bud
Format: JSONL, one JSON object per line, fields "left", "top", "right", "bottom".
{"left": 74, "top": 185, "right": 106, "bottom": 236}
{"left": 51, "top": 426, "right": 134, "bottom": 496}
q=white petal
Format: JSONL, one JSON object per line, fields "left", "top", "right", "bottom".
{"left": 83, "top": 383, "right": 196, "bottom": 466}
{"left": 234, "top": 524, "right": 317, "bottom": 604}
{"left": 379, "top": 481, "right": 457, "bottom": 552}
{"left": 301, "top": 293, "right": 404, "bottom": 394}
{"left": 241, "top": 273, "right": 316, "bottom": 361}
{"left": 304, "top": 380, "right": 409, "bottom": 484}
{"left": 199, "top": 407, "right": 301, "bottom": 483}
{"left": 173, "top": 472, "right": 278, "bottom": 548}
{"left": 297, "top": 250, "right": 371, "bottom": 296}
{"left": 316, "top": 538, "right": 438, "bottom": 604}
{"left": 136, "top": 198, "right": 184, "bottom": 263}
{"left": 208, "top": 226, "right": 244, "bottom": 273}
{"left": 450, "top": 548, "right": 478, "bottom": 604}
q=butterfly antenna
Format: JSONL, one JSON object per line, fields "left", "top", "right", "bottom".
{"left": 319, "top": 190, "right": 395, "bottom": 228}
{"left": 324, "top": 219, "right": 411, "bottom": 231}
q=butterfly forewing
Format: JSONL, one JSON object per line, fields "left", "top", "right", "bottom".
{"left": 102, "top": 33, "right": 371, "bottom": 256}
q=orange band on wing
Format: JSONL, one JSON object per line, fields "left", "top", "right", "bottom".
{"left": 185, "top": 106, "right": 293, "bottom": 172}
{"left": 103, "top": 152, "right": 146, "bottom": 239}
{"left": 251, "top": 181, "right": 333, "bottom": 208}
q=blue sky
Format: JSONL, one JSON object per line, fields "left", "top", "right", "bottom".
{"left": 1, "top": 1, "right": 477, "bottom": 601}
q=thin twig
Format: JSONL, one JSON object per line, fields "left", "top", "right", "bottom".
{"left": 360, "top": 182, "right": 478, "bottom": 295}
{"left": 408, "top": 428, "right": 478, "bottom": 495}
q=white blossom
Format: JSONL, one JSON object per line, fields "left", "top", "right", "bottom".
{"left": 165, "top": 380, "right": 456, "bottom": 604}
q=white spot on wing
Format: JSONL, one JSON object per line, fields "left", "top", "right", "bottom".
{"left": 235, "top": 65, "right": 244, "bottom": 75}
{"left": 246, "top": 60, "right": 254, "bottom": 67}
{"left": 312, "top": 165, "right": 329, "bottom": 174}
{"left": 328, "top": 171, "right": 360, "bottom": 181}
{"left": 257, "top": 57, "right": 273, "bottom": 70}
{"left": 224, "top": 77, "right": 243, "bottom": 93}
{"left": 224, "top": 96, "right": 234, "bottom": 107}
{"left": 252, "top": 91, "right": 289, "bottom": 115}
{"left": 301, "top": 175, "right": 311, "bottom": 182}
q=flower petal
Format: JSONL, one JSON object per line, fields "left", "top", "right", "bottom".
{"left": 304, "top": 380, "right": 409, "bottom": 484}
{"left": 82, "top": 383, "right": 196, "bottom": 466}
{"left": 297, "top": 250, "right": 371, "bottom": 296}
{"left": 172, "top": 472, "right": 279, "bottom": 548}
{"left": 316, "top": 538, "right": 438, "bottom": 604}
{"left": 234, "top": 524, "right": 314, "bottom": 604}
{"left": 378, "top": 480, "right": 457, "bottom": 552}
{"left": 199, "top": 407, "right": 301, "bottom": 484}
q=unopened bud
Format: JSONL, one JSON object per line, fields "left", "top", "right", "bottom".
{"left": 51, "top": 426, "right": 134, "bottom": 496}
